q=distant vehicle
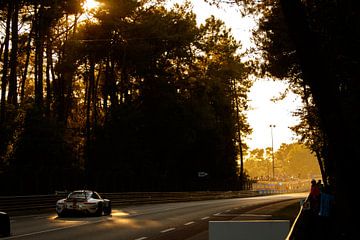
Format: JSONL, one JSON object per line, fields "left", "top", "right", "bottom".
{"left": 56, "top": 190, "right": 111, "bottom": 217}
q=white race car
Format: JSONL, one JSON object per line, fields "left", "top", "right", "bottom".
{"left": 56, "top": 190, "right": 111, "bottom": 217}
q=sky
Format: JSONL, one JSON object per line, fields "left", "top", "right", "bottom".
{"left": 168, "top": 0, "right": 303, "bottom": 151}
{"left": 83, "top": 0, "right": 303, "bottom": 151}
{"left": 246, "top": 79, "right": 302, "bottom": 150}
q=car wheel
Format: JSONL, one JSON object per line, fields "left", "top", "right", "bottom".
{"left": 104, "top": 202, "right": 112, "bottom": 216}
{"left": 95, "top": 202, "right": 103, "bottom": 217}
{"left": 57, "top": 209, "right": 67, "bottom": 218}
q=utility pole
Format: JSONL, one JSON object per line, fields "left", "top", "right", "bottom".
{"left": 233, "top": 79, "right": 244, "bottom": 189}
{"left": 270, "top": 124, "right": 276, "bottom": 179}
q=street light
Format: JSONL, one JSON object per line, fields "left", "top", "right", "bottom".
{"left": 269, "top": 124, "right": 276, "bottom": 180}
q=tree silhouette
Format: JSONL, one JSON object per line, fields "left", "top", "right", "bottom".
{"left": 206, "top": 0, "right": 360, "bottom": 237}
{"left": 0, "top": 1, "right": 252, "bottom": 194}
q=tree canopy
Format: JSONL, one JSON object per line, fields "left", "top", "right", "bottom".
{"left": 0, "top": 0, "right": 252, "bottom": 194}
{"left": 245, "top": 143, "right": 321, "bottom": 180}
{"left": 206, "top": 0, "right": 359, "bottom": 238}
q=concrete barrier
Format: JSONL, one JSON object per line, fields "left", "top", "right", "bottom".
{"left": 0, "top": 212, "right": 10, "bottom": 237}
{"left": 209, "top": 220, "right": 290, "bottom": 240}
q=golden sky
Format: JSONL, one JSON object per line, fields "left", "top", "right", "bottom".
{"left": 83, "top": 0, "right": 303, "bottom": 151}
{"left": 171, "top": 0, "right": 303, "bottom": 150}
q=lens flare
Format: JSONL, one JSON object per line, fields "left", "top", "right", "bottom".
{"left": 82, "top": 0, "right": 101, "bottom": 12}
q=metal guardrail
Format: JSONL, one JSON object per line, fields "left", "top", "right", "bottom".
{"left": 285, "top": 196, "right": 308, "bottom": 240}
{"left": 0, "top": 190, "right": 260, "bottom": 215}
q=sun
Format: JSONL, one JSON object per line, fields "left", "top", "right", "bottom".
{"left": 82, "top": 0, "right": 102, "bottom": 12}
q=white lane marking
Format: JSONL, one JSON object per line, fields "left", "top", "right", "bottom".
{"left": 213, "top": 212, "right": 222, "bottom": 216}
{"left": 225, "top": 210, "right": 231, "bottom": 213}
{"left": 160, "top": 228, "right": 176, "bottom": 233}
{"left": 184, "top": 221, "right": 194, "bottom": 226}
{"left": 134, "top": 237, "right": 148, "bottom": 240}
{"left": 11, "top": 214, "right": 47, "bottom": 220}
{"left": 201, "top": 216, "right": 210, "bottom": 220}
{"left": 4, "top": 219, "right": 106, "bottom": 239}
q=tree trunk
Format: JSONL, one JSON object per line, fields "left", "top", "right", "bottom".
{"left": 0, "top": 3, "right": 12, "bottom": 123}
{"left": 34, "top": 4, "right": 45, "bottom": 107}
{"left": 8, "top": 0, "right": 19, "bottom": 106}
{"left": 232, "top": 79, "right": 244, "bottom": 189}
{"left": 120, "top": 45, "right": 129, "bottom": 104}
{"left": 54, "top": 41, "right": 66, "bottom": 123}
{"left": 86, "top": 58, "right": 95, "bottom": 145}
{"left": 103, "top": 57, "right": 110, "bottom": 115}
{"left": 45, "top": 40, "right": 53, "bottom": 115}
{"left": 20, "top": 24, "right": 34, "bottom": 102}
{"left": 93, "top": 63, "right": 102, "bottom": 127}
{"left": 85, "top": 59, "right": 95, "bottom": 187}
{"left": 280, "top": 0, "right": 357, "bottom": 237}
{"left": 0, "top": 37, "right": 4, "bottom": 62}
{"left": 108, "top": 58, "right": 118, "bottom": 113}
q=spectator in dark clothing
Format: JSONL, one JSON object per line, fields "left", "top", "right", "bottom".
{"left": 319, "top": 187, "right": 335, "bottom": 217}
{"left": 308, "top": 179, "right": 321, "bottom": 215}
{"left": 317, "top": 180, "right": 324, "bottom": 192}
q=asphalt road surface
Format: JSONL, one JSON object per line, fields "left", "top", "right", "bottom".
{"left": 4, "top": 193, "right": 306, "bottom": 240}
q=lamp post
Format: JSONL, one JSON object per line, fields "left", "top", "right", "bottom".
{"left": 269, "top": 124, "right": 276, "bottom": 180}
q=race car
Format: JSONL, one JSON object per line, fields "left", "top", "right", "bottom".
{"left": 56, "top": 190, "right": 111, "bottom": 217}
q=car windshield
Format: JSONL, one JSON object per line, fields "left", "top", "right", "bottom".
{"left": 67, "top": 191, "right": 91, "bottom": 199}
{"left": 91, "top": 192, "right": 101, "bottom": 199}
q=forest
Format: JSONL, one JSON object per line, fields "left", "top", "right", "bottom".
{"left": 245, "top": 143, "right": 321, "bottom": 181}
{"left": 2, "top": 0, "right": 358, "bottom": 237}
{"left": 0, "top": 0, "right": 254, "bottom": 195}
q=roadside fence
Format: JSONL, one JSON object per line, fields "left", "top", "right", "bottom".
{"left": 0, "top": 190, "right": 259, "bottom": 215}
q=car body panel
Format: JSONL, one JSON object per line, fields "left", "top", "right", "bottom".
{"left": 56, "top": 190, "right": 111, "bottom": 216}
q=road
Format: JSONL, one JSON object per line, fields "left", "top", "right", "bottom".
{"left": 4, "top": 193, "right": 306, "bottom": 240}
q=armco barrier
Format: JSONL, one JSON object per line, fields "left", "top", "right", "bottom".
{"left": 0, "top": 191, "right": 260, "bottom": 215}
{"left": 285, "top": 196, "right": 308, "bottom": 240}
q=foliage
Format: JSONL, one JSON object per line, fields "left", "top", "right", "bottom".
{"left": 208, "top": 0, "right": 360, "bottom": 237}
{"left": 244, "top": 143, "right": 321, "bottom": 181}
{"left": 0, "top": 0, "right": 251, "bottom": 194}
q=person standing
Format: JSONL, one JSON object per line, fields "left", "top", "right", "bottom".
{"left": 308, "top": 179, "right": 321, "bottom": 215}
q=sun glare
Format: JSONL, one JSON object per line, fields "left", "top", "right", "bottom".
{"left": 82, "top": 0, "right": 102, "bottom": 12}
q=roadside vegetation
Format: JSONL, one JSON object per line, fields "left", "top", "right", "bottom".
{"left": 0, "top": 0, "right": 253, "bottom": 194}
{"left": 206, "top": 0, "right": 360, "bottom": 238}
{"left": 245, "top": 143, "right": 321, "bottom": 180}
